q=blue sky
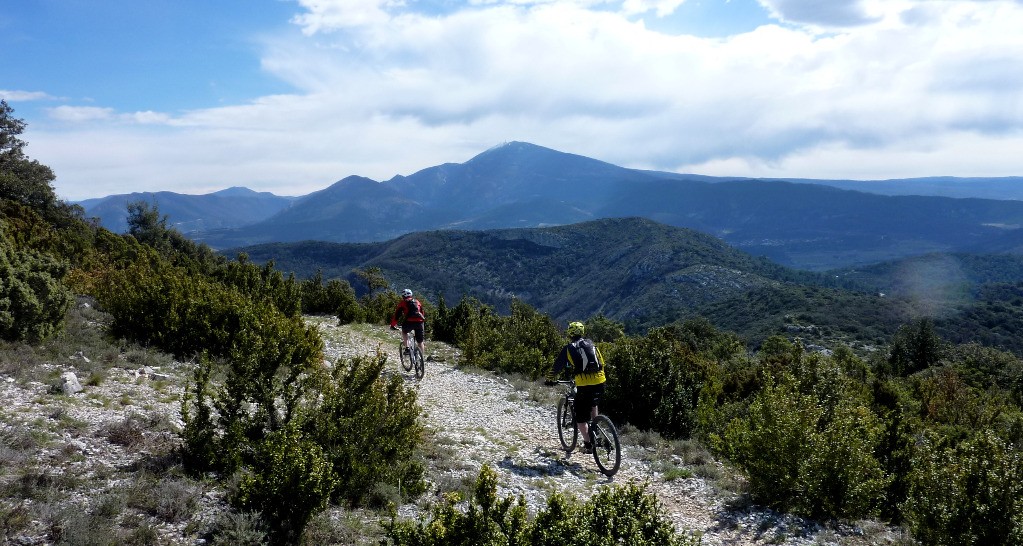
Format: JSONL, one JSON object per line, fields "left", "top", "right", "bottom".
{"left": 3, "top": 0, "right": 1023, "bottom": 201}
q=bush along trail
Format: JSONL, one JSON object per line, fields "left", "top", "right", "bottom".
{"left": 310, "top": 318, "right": 906, "bottom": 546}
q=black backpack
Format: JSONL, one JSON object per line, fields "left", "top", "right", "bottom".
{"left": 403, "top": 298, "right": 424, "bottom": 320}
{"left": 569, "top": 338, "right": 603, "bottom": 374}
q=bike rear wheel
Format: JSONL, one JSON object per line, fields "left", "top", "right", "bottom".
{"left": 413, "top": 347, "right": 425, "bottom": 379}
{"left": 589, "top": 414, "right": 621, "bottom": 477}
{"left": 557, "top": 395, "right": 578, "bottom": 451}
{"left": 399, "top": 342, "right": 413, "bottom": 372}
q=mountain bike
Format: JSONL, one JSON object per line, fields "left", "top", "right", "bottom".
{"left": 396, "top": 329, "right": 425, "bottom": 379}
{"left": 555, "top": 378, "right": 621, "bottom": 477}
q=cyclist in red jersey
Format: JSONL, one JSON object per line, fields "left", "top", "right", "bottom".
{"left": 390, "top": 289, "right": 427, "bottom": 358}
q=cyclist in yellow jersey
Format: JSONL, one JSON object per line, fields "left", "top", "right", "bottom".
{"left": 547, "top": 321, "right": 606, "bottom": 454}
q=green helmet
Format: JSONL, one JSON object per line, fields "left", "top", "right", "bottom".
{"left": 567, "top": 321, "right": 585, "bottom": 337}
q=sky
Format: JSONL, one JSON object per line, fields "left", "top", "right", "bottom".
{"left": 3, "top": 0, "right": 1023, "bottom": 201}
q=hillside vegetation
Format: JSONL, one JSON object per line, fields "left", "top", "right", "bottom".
{"left": 236, "top": 220, "right": 1023, "bottom": 355}
{"left": 5, "top": 100, "right": 1023, "bottom": 545}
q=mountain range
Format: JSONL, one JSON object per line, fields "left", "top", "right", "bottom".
{"left": 76, "top": 187, "right": 294, "bottom": 234}
{"left": 79, "top": 141, "right": 1023, "bottom": 271}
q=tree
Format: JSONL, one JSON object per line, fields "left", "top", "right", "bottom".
{"left": 354, "top": 266, "right": 389, "bottom": 296}
{"left": 886, "top": 318, "right": 946, "bottom": 377}
{"left": 585, "top": 313, "right": 625, "bottom": 342}
{"left": 0, "top": 100, "right": 58, "bottom": 211}
{"left": 126, "top": 200, "right": 172, "bottom": 250}
{"left": 0, "top": 99, "right": 27, "bottom": 159}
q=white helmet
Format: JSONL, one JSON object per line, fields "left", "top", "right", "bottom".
{"left": 402, "top": 289, "right": 413, "bottom": 297}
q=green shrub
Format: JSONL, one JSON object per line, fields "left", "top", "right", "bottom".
{"left": 306, "top": 354, "right": 426, "bottom": 506}
{"left": 300, "top": 270, "right": 363, "bottom": 321}
{"left": 98, "top": 255, "right": 322, "bottom": 369}
{"left": 431, "top": 293, "right": 455, "bottom": 343}
{"left": 904, "top": 429, "right": 1023, "bottom": 545}
{"left": 471, "top": 299, "right": 563, "bottom": 377}
{"left": 234, "top": 423, "right": 335, "bottom": 545}
{"left": 445, "top": 296, "right": 498, "bottom": 364}
{"left": 385, "top": 465, "right": 699, "bottom": 546}
{"left": 216, "top": 253, "right": 302, "bottom": 317}
{"left": 125, "top": 474, "right": 197, "bottom": 523}
{"left": 185, "top": 350, "right": 423, "bottom": 543}
{"left": 602, "top": 324, "right": 719, "bottom": 439}
{"left": 724, "top": 373, "right": 889, "bottom": 519}
{"left": 437, "top": 297, "right": 561, "bottom": 378}
{"left": 0, "top": 222, "right": 74, "bottom": 343}
{"left": 585, "top": 314, "right": 626, "bottom": 343}
{"left": 882, "top": 318, "right": 947, "bottom": 377}
{"left": 362, "top": 290, "right": 400, "bottom": 325}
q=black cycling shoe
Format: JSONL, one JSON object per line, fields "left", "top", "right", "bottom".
{"left": 581, "top": 442, "right": 593, "bottom": 454}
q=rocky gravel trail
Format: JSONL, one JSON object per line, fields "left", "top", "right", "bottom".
{"left": 313, "top": 319, "right": 893, "bottom": 546}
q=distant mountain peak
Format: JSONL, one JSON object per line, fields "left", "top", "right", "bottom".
{"left": 211, "top": 186, "right": 258, "bottom": 197}
{"left": 325, "top": 175, "right": 381, "bottom": 189}
{"left": 471, "top": 141, "right": 560, "bottom": 161}
{"left": 484, "top": 141, "right": 544, "bottom": 152}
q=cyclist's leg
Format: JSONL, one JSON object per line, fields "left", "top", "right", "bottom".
{"left": 412, "top": 322, "right": 426, "bottom": 356}
{"left": 590, "top": 382, "right": 605, "bottom": 421}
{"left": 575, "top": 384, "right": 595, "bottom": 444}
{"left": 401, "top": 323, "right": 413, "bottom": 351}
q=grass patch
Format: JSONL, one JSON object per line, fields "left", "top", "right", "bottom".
{"left": 122, "top": 346, "right": 175, "bottom": 370}
{"left": 506, "top": 373, "right": 557, "bottom": 405}
{"left": 0, "top": 500, "right": 32, "bottom": 538}
{"left": 206, "top": 509, "right": 270, "bottom": 546}
{"left": 0, "top": 343, "right": 46, "bottom": 380}
{"left": 99, "top": 413, "right": 147, "bottom": 448}
{"left": 125, "top": 474, "right": 198, "bottom": 523}
{"left": 2, "top": 468, "right": 81, "bottom": 501}
{"left": 301, "top": 508, "right": 387, "bottom": 546}
{"left": 84, "top": 369, "right": 106, "bottom": 387}
{"left": 662, "top": 467, "right": 695, "bottom": 482}
{"left": 419, "top": 433, "right": 472, "bottom": 474}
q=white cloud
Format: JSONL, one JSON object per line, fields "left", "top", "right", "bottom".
{"left": 756, "top": 0, "right": 885, "bottom": 27}
{"left": 0, "top": 90, "right": 55, "bottom": 102}
{"left": 681, "top": 130, "right": 1023, "bottom": 180}
{"left": 27, "top": 0, "right": 1023, "bottom": 201}
{"left": 127, "top": 111, "right": 172, "bottom": 124}
{"left": 621, "top": 0, "right": 687, "bottom": 17}
{"left": 290, "top": 0, "right": 399, "bottom": 33}
{"left": 47, "top": 106, "right": 116, "bottom": 122}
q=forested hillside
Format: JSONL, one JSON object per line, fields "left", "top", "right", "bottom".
{"left": 236, "top": 220, "right": 1023, "bottom": 355}
{"left": 234, "top": 217, "right": 821, "bottom": 325}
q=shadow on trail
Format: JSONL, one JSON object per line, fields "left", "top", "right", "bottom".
{"left": 496, "top": 448, "right": 615, "bottom": 484}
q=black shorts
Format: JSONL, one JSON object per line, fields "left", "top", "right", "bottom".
{"left": 402, "top": 321, "right": 425, "bottom": 343}
{"left": 574, "top": 382, "right": 605, "bottom": 424}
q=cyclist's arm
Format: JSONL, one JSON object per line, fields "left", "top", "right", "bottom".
{"left": 550, "top": 345, "right": 570, "bottom": 377}
{"left": 389, "top": 302, "right": 404, "bottom": 328}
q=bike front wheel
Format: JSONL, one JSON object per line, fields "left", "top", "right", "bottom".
{"left": 556, "top": 396, "right": 578, "bottom": 451}
{"left": 589, "top": 414, "right": 621, "bottom": 477}
{"left": 413, "top": 347, "right": 425, "bottom": 379}
{"left": 399, "top": 342, "right": 413, "bottom": 372}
